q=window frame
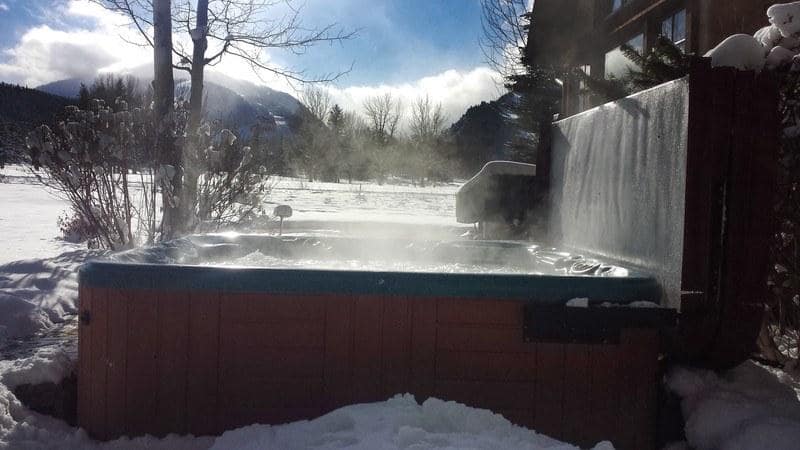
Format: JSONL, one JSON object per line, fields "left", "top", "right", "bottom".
{"left": 660, "top": 9, "right": 687, "bottom": 51}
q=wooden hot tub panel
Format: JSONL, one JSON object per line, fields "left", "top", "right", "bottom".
{"left": 79, "top": 286, "right": 660, "bottom": 449}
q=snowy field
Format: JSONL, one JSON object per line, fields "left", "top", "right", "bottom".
{"left": 3, "top": 164, "right": 800, "bottom": 450}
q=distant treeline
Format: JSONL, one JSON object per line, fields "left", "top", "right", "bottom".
{"left": 0, "top": 83, "right": 76, "bottom": 166}
{"left": 1, "top": 75, "right": 536, "bottom": 180}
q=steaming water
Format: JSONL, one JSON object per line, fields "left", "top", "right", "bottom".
{"left": 204, "top": 250, "right": 545, "bottom": 274}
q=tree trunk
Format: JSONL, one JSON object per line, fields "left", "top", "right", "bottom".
{"left": 179, "top": 0, "right": 209, "bottom": 231}
{"left": 189, "top": 0, "right": 208, "bottom": 130}
{"left": 153, "top": 0, "right": 180, "bottom": 239}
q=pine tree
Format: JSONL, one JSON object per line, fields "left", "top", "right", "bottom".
{"left": 505, "top": 12, "right": 561, "bottom": 165}
{"left": 574, "top": 36, "right": 691, "bottom": 103}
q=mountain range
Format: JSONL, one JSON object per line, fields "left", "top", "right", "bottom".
{"left": 37, "top": 73, "right": 309, "bottom": 138}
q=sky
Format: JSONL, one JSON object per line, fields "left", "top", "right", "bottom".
{"left": 0, "top": 0, "right": 512, "bottom": 124}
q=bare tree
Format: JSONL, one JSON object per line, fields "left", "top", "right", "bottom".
{"left": 93, "top": 0, "right": 354, "bottom": 236}
{"left": 301, "top": 85, "right": 333, "bottom": 122}
{"left": 479, "top": 0, "right": 530, "bottom": 79}
{"left": 153, "top": 0, "right": 182, "bottom": 237}
{"left": 362, "top": 93, "right": 402, "bottom": 144}
{"left": 408, "top": 95, "right": 446, "bottom": 144}
{"left": 93, "top": 0, "right": 355, "bottom": 127}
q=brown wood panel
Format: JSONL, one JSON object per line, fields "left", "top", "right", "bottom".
{"left": 436, "top": 298, "right": 522, "bottom": 326}
{"left": 218, "top": 408, "right": 322, "bottom": 431}
{"left": 77, "top": 285, "right": 92, "bottom": 434}
{"left": 533, "top": 343, "right": 564, "bottom": 440}
{"left": 435, "top": 380, "right": 536, "bottom": 411}
{"left": 620, "top": 329, "right": 659, "bottom": 450}
{"left": 155, "top": 291, "right": 190, "bottom": 436}
{"left": 562, "top": 344, "right": 592, "bottom": 447}
{"left": 410, "top": 300, "right": 437, "bottom": 400}
{"left": 187, "top": 292, "right": 221, "bottom": 436}
{"left": 382, "top": 297, "right": 412, "bottom": 397}
{"left": 436, "top": 351, "right": 537, "bottom": 382}
{"left": 105, "top": 289, "right": 128, "bottom": 438}
{"left": 218, "top": 378, "right": 324, "bottom": 410}
{"left": 437, "top": 325, "right": 534, "bottom": 353}
{"left": 125, "top": 290, "right": 159, "bottom": 436}
{"left": 323, "top": 296, "right": 355, "bottom": 410}
{"left": 681, "top": 62, "right": 738, "bottom": 362}
{"left": 707, "top": 70, "right": 774, "bottom": 366}
{"left": 220, "top": 321, "right": 325, "bottom": 349}
{"left": 220, "top": 347, "right": 325, "bottom": 379}
{"left": 351, "top": 296, "right": 384, "bottom": 403}
{"left": 588, "top": 344, "right": 622, "bottom": 446}
{"left": 498, "top": 409, "right": 535, "bottom": 429}
{"left": 682, "top": 59, "right": 722, "bottom": 294}
{"left": 221, "top": 293, "right": 326, "bottom": 324}
{"left": 88, "top": 288, "right": 108, "bottom": 439}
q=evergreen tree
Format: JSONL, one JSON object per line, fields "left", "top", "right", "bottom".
{"left": 504, "top": 12, "right": 561, "bottom": 167}
{"left": 573, "top": 36, "right": 691, "bottom": 104}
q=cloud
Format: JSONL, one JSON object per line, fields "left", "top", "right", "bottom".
{"left": 0, "top": 0, "right": 504, "bottom": 121}
{"left": 0, "top": 1, "right": 150, "bottom": 86}
{"left": 0, "top": 3, "right": 8, "bottom": 12}
{"left": 319, "top": 67, "right": 504, "bottom": 129}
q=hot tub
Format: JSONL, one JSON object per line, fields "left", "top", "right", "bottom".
{"left": 78, "top": 234, "right": 674, "bottom": 449}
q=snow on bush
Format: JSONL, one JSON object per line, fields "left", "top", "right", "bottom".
{"left": 706, "top": 2, "right": 800, "bottom": 71}
{"left": 769, "top": 2, "right": 800, "bottom": 38}
{"left": 666, "top": 361, "right": 800, "bottom": 450}
{"left": 705, "top": 34, "right": 768, "bottom": 71}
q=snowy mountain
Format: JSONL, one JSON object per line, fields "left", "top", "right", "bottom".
{"left": 34, "top": 73, "right": 309, "bottom": 137}
{"left": 448, "top": 92, "right": 518, "bottom": 175}
{"left": 36, "top": 78, "right": 87, "bottom": 98}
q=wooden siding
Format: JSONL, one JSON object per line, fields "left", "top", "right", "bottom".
{"left": 79, "top": 289, "right": 661, "bottom": 449}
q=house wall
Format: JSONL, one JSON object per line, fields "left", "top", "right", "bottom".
{"left": 530, "top": 0, "right": 775, "bottom": 116}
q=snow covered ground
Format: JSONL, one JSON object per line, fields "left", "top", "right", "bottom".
{"left": 4, "top": 163, "right": 800, "bottom": 450}
{"left": 0, "top": 166, "right": 617, "bottom": 449}
{"left": 667, "top": 361, "right": 800, "bottom": 450}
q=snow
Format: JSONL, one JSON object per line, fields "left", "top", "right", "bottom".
{"left": 0, "top": 347, "right": 73, "bottom": 390}
{"left": 705, "top": 34, "right": 767, "bottom": 71}
{"left": 769, "top": 2, "right": 800, "bottom": 38}
{"left": 457, "top": 160, "right": 536, "bottom": 195}
{"left": 666, "top": 361, "right": 800, "bottom": 450}
{"left": 565, "top": 297, "right": 589, "bottom": 307}
{"left": 708, "top": 2, "right": 800, "bottom": 72}
{"left": 0, "top": 167, "right": 83, "bottom": 265}
{"left": 767, "top": 45, "right": 797, "bottom": 69}
{"left": 210, "top": 395, "right": 612, "bottom": 450}
{"left": 0, "top": 389, "right": 612, "bottom": 449}
{"left": 267, "top": 176, "right": 462, "bottom": 226}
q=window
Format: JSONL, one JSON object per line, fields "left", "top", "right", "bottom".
{"left": 661, "top": 9, "right": 687, "bottom": 50}
{"left": 604, "top": 34, "right": 644, "bottom": 80}
{"left": 612, "top": 0, "right": 631, "bottom": 12}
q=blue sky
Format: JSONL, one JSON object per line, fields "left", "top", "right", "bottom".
{"left": 0, "top": 0, "right": 505, "bottom": 121}
{"left": 0, "top": 0, "right": 486, "bottom": 86}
